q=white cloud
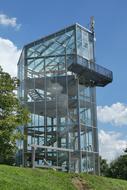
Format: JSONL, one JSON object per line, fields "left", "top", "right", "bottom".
{"left": 0, "top": 13, "right": 21, "bottom": 30}
{"left": 0, "top": 37, "right": 21, "bottom": 76}
{"left": 99, "top": 130, "right": 127, "bottom": 162}
{"left": 97, "top": 102, "right": 127, "bottom": 126}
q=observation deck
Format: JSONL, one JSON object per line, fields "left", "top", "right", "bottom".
{"left": 67, "top": 54, "right": 113, "bottom": 87}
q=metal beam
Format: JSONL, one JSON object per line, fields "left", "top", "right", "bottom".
{"left": 31, "top": 144, "right": 74, "bottom": 152}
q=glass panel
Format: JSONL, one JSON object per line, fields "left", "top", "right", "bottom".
{"left": 76, "top": 26, "right": 94, "bottom": 61}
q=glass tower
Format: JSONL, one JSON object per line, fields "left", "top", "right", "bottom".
{"left": 17, "top": 23, "right": 113, "bottom": 174}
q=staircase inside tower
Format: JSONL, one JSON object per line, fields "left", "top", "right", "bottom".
{"left": 28, "top": 89, "right": 44, "bottom": 101}
{"left": 24, "top": 53, "right": 113, "bottom": 170}
{"left": 26, "top": 108, "right": 79, "bottom": 169}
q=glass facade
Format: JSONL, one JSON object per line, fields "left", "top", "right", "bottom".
{"left": 17, "top": 24, "right": 113, "bottom": 174}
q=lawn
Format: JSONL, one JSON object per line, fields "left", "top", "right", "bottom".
{"left": 0, "top": 165, "right": 127, "bottom": 190}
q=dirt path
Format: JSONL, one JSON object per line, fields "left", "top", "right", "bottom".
{"left": 72, "top": 177, "right": 90, "bottom": 190}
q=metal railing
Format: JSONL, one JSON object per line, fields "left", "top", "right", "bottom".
{"left": 67, "top": 54, "right": 113, "bottom": 80}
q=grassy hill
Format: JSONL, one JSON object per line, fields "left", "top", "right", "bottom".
{"left": 0, "top": 165, "right": 127, "bottom": 190}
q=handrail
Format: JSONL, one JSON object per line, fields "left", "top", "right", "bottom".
{"left": 67, "top": 54, "right": 113, "bottom": 80}
{"left": 77, "top": 55, "right": 113, "bottom": 79}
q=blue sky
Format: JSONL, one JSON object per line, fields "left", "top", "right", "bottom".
{"left": 0, "top": 0, "right": 127, "bottom": 161}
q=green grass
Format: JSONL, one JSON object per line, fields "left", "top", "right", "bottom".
{"left": 0, "top": 165, "right": 127, "bottom": 190}
{"left": 80, "top": 173, "right": 127, "bottom": 190}
{"left": 0, "top": 165, "right": 75, "bottom": 190}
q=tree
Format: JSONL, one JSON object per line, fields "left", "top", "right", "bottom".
{"left": 124, "top": 147, "right": 127, "bottom": 153}
{"left": 0, "top": 66, "right": 29, "bottom": 165}
{"left": 107, "top": 154, "right": 127, "bottom": 180}
{"left": 100, "top": 156, "right": 109, "bottom": 176}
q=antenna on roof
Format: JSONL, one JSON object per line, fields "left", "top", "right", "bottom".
{"left": 90, "top": 16, "right": 95, "bottom": 33}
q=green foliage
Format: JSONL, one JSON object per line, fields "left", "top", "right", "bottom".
{"left": 100, "top": 153, "right": 127, "bottom": 180}
{"left": 0, "top": 165, "right": 127, "bottom": 190}
{"left": 107, "top": 154, "right": 127, "bottom": 180}
{"left": 124, "top": 147, "right": 127, "bottom": 153}
{"left": 0, "top": 66, "right": 30, "bottom": 164}
{"left": 100, "top": 156, "right": 109, "bottom": 176}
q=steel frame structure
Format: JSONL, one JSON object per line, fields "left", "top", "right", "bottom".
{"left": 17, "top": 23, "right": 113, "bottom": 174}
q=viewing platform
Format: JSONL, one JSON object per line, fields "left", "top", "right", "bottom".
{"left": 67, "top": 54, "right": 113, "bottom": 87}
